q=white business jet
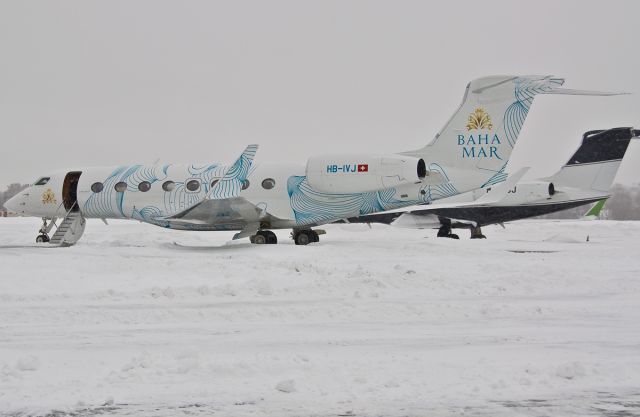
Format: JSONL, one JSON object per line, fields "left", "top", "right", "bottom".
{"left": 4, "top": 75, "right": 619, "bottom": 246}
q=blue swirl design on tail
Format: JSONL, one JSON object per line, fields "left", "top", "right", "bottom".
{"left": 482, "top": 76, "right": 564, "bottom": 188}
{"left": 418, "top": 163, "right": 459, "bottom": 202}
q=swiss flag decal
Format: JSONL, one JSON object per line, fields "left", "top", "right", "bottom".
{"left": 357, "top": 164, "right": 368, "bottom": 172}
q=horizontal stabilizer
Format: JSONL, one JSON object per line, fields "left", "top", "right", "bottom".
{"left": 539, "top": 88, "right": 629, "bottom": 96}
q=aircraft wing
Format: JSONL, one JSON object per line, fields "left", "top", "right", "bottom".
{"left": 160, "top": 144, "right": 259, "bottom": 222}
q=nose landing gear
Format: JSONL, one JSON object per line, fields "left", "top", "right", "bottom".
{"left": 36, "top": 218, "right": 55, "bottom": 243}
{"left": 36, "top": 234, "right": 50, "bottom": 243}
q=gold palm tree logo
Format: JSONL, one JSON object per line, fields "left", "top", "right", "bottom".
{"left": 42, "top": 188, "right": 57, "bottom": 205}
{"left": 466, "top": 108, "right": 493, "bottom": 130}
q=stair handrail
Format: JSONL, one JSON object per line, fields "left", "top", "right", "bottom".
{"left": 61, "top": 201, "right": 79, "bottom": 221}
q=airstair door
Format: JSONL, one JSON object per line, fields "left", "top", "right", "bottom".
{"left": 62, "top": 171, "right": 82, "bottom": 212}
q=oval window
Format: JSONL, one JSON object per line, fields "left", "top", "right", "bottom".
{"left": 91, "top": 182, "right": 104, "bottom": 193}
{"left": 162, "top": 181, "right": 175, "bottom": 192}
{"left": 241, "top": 180, "right": 250, "bottom": 190}
{"left": 261, "top": 178, "right": 275, "bottom": 190}
{"left": 138, "top": 181, "right": 151, "bottom": 192}
{"left": 210, "top": 179, "right": 219, "bottom": 188}
{"left": 186, "top": 179, "right": 200, "bottom": 192}
{"left": 114, "top": 182, "right": 127, "bottom": 192}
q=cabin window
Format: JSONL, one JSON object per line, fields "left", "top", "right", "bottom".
{"left": 241, "top": 180, "right": 250, "bottom": 190}
{"left": 261, "top": 178, "right": 275, "bottom": 190}
{"left": 162, "top": 181, "right": 175, "bottom": 192}
{"left": 34, "top": 177, "right": 50, "bottom": 186}
{"left": 114, "top": 182, "right": 127, "bottom": 192}
{"left": 91, "top": 182, "right": 104, "bottom": 193}
{"left": 138, "top": 181, "right": 151, "bottom": 192}
{"left": 186, "top": 179, "right": 200, "bottom": 192}
{"left": 210, "top": 179, "right": 219, "bottom": 188}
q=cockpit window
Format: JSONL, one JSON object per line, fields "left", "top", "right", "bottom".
{"left": 34, "top": 177, "right": 50, "bottom": 186}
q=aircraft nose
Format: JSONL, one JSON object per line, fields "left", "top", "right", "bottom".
{"left": 4, "top": 192, "right": 25, "bottom": 213}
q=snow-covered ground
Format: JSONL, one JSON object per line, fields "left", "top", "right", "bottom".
{"left": 1, "top": 218, "right": 639, "bottom": 416}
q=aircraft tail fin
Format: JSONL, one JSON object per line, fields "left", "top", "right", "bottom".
{"left": 403, "top": 76, "right": 623, "bottom": 200}
{"left": 545, "top": 128, "right": 637, "bottom": 192}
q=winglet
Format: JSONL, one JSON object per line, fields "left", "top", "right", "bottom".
{"left": 207, "top": 144, "right": 259, "bottom": 200}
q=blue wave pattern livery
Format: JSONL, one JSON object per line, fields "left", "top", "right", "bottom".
{"left": 287, "top": 176, "right": 409, "bottom": 225}
{"left": 482, "top": 76, "right": 563, "bottom": 188}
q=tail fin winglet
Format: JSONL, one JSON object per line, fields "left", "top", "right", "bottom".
{"left": 207, "top": 144, "right": 259, "bottom": 200}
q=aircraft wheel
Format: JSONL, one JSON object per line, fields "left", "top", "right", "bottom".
{"left": 36, "top": 234, "right": 49, "bottom": 243}
{"left": 265, "top": 231, "right": 278, "bottom": 244}
{"left": 310, "top": 230, "right": 320, "bottom": 243}
{"left": 294, "top": 231, "right": 311, "bottom": 246}
{"left": 252, "top": 233, "right": 267, "bottom": 245}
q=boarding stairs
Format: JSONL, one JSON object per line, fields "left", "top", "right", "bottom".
{"left": 49, "top": 202, "right": 86, "bottom": 247}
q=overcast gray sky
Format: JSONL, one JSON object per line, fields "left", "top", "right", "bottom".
{"left": 1, "top": 0, "right": 638, "bottom": 189}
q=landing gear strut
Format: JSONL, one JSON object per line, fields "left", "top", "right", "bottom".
{"left": 470, "top": 225, "right": 486, "bottom": 239}
{"left": 250, "top": 230, "right": 278, "bottom": 245}
{"left": 292, "top": 229, "right": 320, "bottom": 245}
{"left": 436, "top": 223, "right": 459, "bottom": 240}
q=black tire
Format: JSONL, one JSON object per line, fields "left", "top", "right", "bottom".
{"left": 310, "top": 231, "right": 319, "bottom": 243}
{"left": 295, "top": 231, "right": 310, "bottom": 246}
{"left": 253, "top": 234, "right": 267, "bottom": 244}
{"left": 265, "top": 231, "right": 278, "bottom": 244}
{"left": 36, "top": 234, "right": 49, "bottom": 243}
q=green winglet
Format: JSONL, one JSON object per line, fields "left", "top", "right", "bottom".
{"left": 585, "top": 199, "right": 607, "bottom": 217}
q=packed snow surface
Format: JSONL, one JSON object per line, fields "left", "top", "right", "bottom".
{"left": 1, "top": 218, "right": 639, "bottom": 416}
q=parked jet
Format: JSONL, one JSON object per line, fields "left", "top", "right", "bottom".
{"left": 4, "top": 75, "right": 621, "bottom": 246}
{"left": 347, "top": 127, "right": 637, "bottom": 238}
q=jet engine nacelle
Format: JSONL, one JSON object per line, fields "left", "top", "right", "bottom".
{"left": 505, "top": 181, "right": 555, "bottom": 203}
{"left": 306, "top": 154, "right": 427, "bottom": 194}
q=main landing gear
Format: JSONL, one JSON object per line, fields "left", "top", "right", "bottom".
{"left": 249, "top": 229, "right": 324, "bottom": 245}
{"left": 436, "top": 223, "right": 459, "bottom": 240}
{"left": 470, "top": 225, "right": 487, "bottom": 239}
{"left": 249, "top": 230, "right": 278, "bottom": 245}
{"left": 292, "top": 229, "right": 320, "bottom": 246}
